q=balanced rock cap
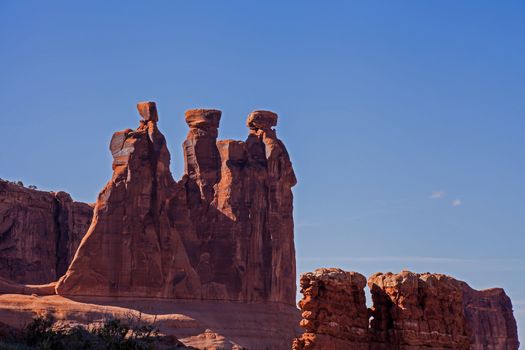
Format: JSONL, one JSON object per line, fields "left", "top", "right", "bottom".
{"left": 247, "top": 110, "right": 278, "bottom": 130}
{"left": 137, "top": 101, "right": 158, "bottom": 122}
{"left": 185, "top": 109, "right": 221, "bottom": 129}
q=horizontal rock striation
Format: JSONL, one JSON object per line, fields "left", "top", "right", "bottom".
{"left": 462, "top": 283, "right": 520, "bottom": 350}
{"left": 2, "top": 101, "right": 519, "bottom": 350}
{"left": 368, "top": 271, "right": 471, "bottom": 349}
{"left": 292, "top": 268, "right": 369, "bottom": 350}
{"left": 56, "top": 102, "right": 297, "bottom": 304}
{"left": 0, "top": 294, "right": 300, "bottom": 350}
{"left": 294, "top": 269, "right": 519, "bottom": 350}
{"left": 0, "top": 180, "right": 93, "bottom": 284}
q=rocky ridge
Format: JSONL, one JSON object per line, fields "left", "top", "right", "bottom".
{"left": 293, "top": 268, "right": 519, "bottom": 350}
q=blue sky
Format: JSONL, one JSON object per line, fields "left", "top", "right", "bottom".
{"left": 1, "top": 0, "right": 524, "bottom": 339}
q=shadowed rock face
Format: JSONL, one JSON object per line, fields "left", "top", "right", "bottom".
{"left": 55, "top": 102, "right": 297, "bottom": 303}
{"left": 368, "top": 271, "right": 471, "bottom": 349}
{"left": 462, "top": 283, "right": 520, "bottom": 350}
{"left": 294, "top": 269, "right": 519, "bottom": 350}
{"left": 0, "top": 180, "right": 93, "bottom": 284}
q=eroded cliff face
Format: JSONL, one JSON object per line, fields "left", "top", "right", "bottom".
{"left": 181, "top": 109, "right": 297, "bottom": 303}
{"left": 1, "top": 102, "right": 520, "bottom": 350}
{"left": 55, "top": 102, "right": 297, "bottom": 304}
{"left": 462, "top": 283, "right": 520, "bottom": 350}
{"left": 368, "top": 271, "right": 471, "bottom": 349}
{"left": 294, "top": 269, "right": 520, "bottom": 350}
{"left": 292, "top": 268, "right": 370, "bottom": 350}
{"left": 56, "top": 102, "right": 202, "bottom": 298}
{"left": 0, "top": 180, "right": 93, "bottom": 284}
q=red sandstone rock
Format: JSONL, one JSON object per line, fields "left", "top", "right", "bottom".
{"left": 2, "top": 101, "right": 519, "bottom": 350}
{"left": 56, "top": 102, "right": 201, "bottom": 298}
{"left": 185, "top": 108, "right": 221, "bottom": 130}
{"left": 244, "top": 109, "right": 297, "bottom": 304}
{"left": 0, "top": 294, "right": 300, "bottom": 350}
{"left": 0, "top": 276, "right": 56, "bottom": 295}
{"left": 294, "top": 269, "right": 519, "bottom": 350}
{"left": 180, "top": 108, "right": 297, "bottom": 303}
{"left": 293, "top": 268, "right": 369, "bottom": 350}
{"left": 136, "top": 100, "right": 158, "bottom": 122}
{"left": 368, "top": 271, "right": 471, "bottom": 349}
{"left": 183, "top": 109, "right": 222, "bottom": 204}
{"left": 461, "top": 283, "right": 520, "bottom": 350}
{"left": 368, "top": 271, "right": 520, "bottom": 349}
{"left": 55, "top": 103, "right": 297, "bottom": 304}
{"left": 246, "top": 110, "right": 278, "bottom": 129}
{"left": 0, "top": 180, "right": 92, "bottom": 284}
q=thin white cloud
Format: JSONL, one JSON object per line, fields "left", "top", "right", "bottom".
{"left": 429, "top": 191, "right": 445, "bottom": 199}
{"left": 451, "top": 199, "right": 462, "bottom": 207}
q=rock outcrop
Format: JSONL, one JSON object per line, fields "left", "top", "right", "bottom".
{"left": 1, "top": 101, "right": 520, "bottom": 350}
{"left": 56, "top": 102, "right": 202, "bottom": 298}
{"left": 294, "top": 269, "right": 520, "bottom": 350}
{"left": 0, "top": 101, "right": 300, "bottom": 349}
{"left": 0, "top": 294, "right": 300, "bottom": 350}
{"left": 368, "top": 271, "right": 471, "bottom": 349}
{"left": 56, "top": 102, "right": 297, "bottom": 304}
{"left": 181, "top": 109, "right": 297, "bottom": 303}
{"left": 292, "top": 268, "right": 369, "bottom": 350}
{"left": 0, "top": 276, "right": 56, "bottom": 295}
{"left": 0, "top": 180, "right": 93, "bottom": 284}
{"left": 462, "top": 283, "right": 520, "bottom": 350}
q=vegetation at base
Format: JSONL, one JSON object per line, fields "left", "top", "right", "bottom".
{"left": 0, "top": 314, "right": 189, "bottom": 350}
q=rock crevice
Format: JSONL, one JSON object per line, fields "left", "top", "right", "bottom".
{"left": 293, "top": 268, "right": 520, "bottom": 350}
{"left": 54, "top": 102, "right": 297, "bottom": 304}
{"left": 0, "top": 102, "right": 520, "bottom": 350}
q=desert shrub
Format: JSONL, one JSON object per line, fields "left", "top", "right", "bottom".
{"left": 1, "top": 314, "right": 165, "bottom": 350}
{"left": 24, "top": 315, "right": 60, "bottom": 349}
{"left": 91, "top": 317, "right": 157, "bottom": 350}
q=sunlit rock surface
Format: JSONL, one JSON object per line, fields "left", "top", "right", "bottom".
{"left": 294, "top": 268, "right": 519, "bottom": 350}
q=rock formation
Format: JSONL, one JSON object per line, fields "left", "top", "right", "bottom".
{"left": 292, "top": 268, "right": 370, "bottom": 350}
{"left": 294, "top": 269, "right": 520, "bottom": 350}
{"left": 0, "top": 102, "right": 300, "bottom": 349}
{"left": 462, "top": 282, "right": 520, "bottom": 350}
{"left": 0, "top": 180, "right": 93, "bottom": 284}
{"left": 1, "top": 101, "right": 520, "bottom": 350}
{"left": 181, "top": 109, "right": 297, "bottom": 303}
{"left": 0, "top": 293, "right": 300, "bottom": 350}
{"left": 56, "top": 102, "right": 297, "bottom": 303}
{"left": 368, "top": 271, "right": 471, "bottom": 349}
{"left": 56, "top": 102, "right": 202, "bottom": 298}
